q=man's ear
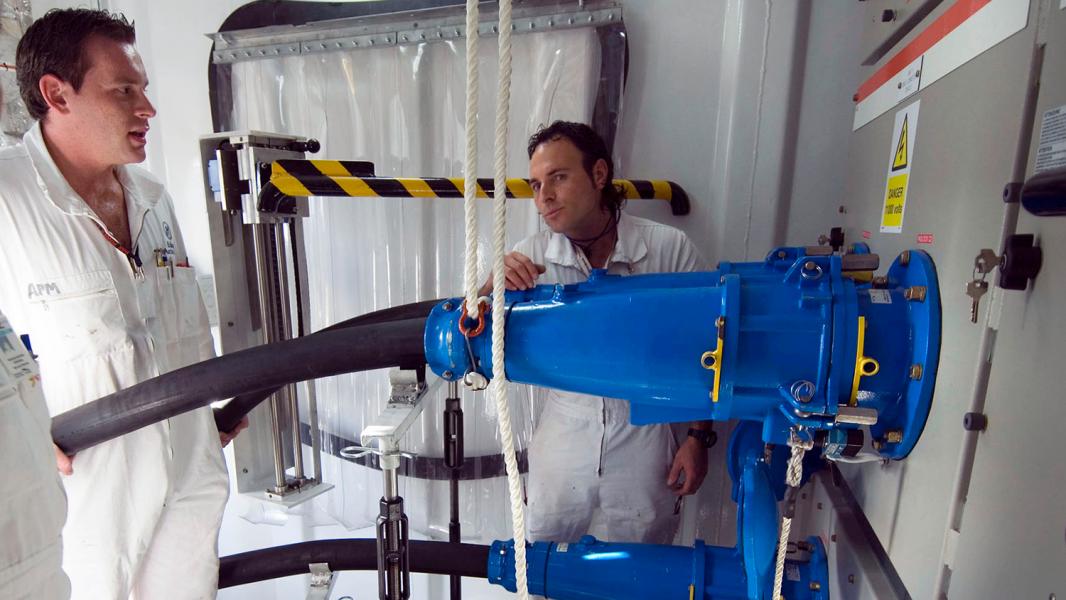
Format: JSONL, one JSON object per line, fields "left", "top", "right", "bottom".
{"left": 592, "top": 158, "right": 609, "bottom": 190}
{"left": 38, "top": 74, "right": 73, "bottom": 116}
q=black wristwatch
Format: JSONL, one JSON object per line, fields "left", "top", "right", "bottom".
{"left": 687, "top": 428, "right": 717, "bottom": 449}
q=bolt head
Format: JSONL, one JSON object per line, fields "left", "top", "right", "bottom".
{"left": 886, "top": 430, "right": 903, "bottom": 443}
{"left": 909, "top": 364, "right": 923, "bottom": 380}
{"left": 804, "top": 261, "right": 818, "bottom": 271}
{"left": 443, "top": 370, "right": 454, "bottom": 379}
{"left": 900, "top": 250, "right": 911, "bottom": 266}
{"left": 442, "top": 302, "right": 454, "bottom": 311}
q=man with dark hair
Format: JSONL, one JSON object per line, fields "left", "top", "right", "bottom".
{"left": 0, "top": 8, "right": 243, "bottom": 598}
{"left": 481, "top": 121, "right": 715, "bottom": 545}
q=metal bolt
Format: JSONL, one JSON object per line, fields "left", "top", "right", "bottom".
{"left": 873, "top": 439, "right": 885, "bottom": 451}
{"left": 242, "top": 468, "right": 249, "bottom": 474}
{"left": 848, "top": 574, "right": 856, "bottom": 584}
{"left": 909, "top": 364, "right": 923, "bottom": 380}
{"left": 442, "top": 301, "right": 454, "bottom": 311}
{"left": 900, "top": 250, "right": 911, "bottom": 266}
{"left": 804, "top": 260, "right": 818, "bottom": 271}
{"left": 872, "top": 275, "right": 889, "bottom": 288}
{"left": 442, "top": 370, "right": 454, "bottom": 379}
{"left": 227, "top": 321, "right": 234, "bottom": 327}
{"left": 886, "top": 430, "right": 903, "bottom": 443}
{"left": 810, "top": 582, "right": 822, "bottom": 591}
{"left": 904, "top": 286, "right": 927, "bottom": 302}
{"left": 777, "top": 250, "right": 788, "bottom": 259}
{"left": 839, "top": 205, "right": 846, "bottom": 214}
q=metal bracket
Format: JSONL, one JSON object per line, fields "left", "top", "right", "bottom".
{"left": 306, "top": 563, "right": 336, "bottom": 600}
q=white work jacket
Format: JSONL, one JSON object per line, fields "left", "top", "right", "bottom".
{"left": 0, "top": 312, "right": 69, "bottom": 599}
{"left": 0, "top": 122, "right": 228, "bottom": 598}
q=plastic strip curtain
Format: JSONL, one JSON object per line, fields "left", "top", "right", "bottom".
{"left": 228, "top": 28, "right": 601, "bottom": 540}
{"left": 0, "top": 0, "right": 32, "bottom": 141}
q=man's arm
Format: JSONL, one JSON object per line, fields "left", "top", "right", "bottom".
{"left": 667, "top": 420, "right": 715, "bottom": 496}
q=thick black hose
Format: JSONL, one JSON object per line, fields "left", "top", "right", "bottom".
{"left": 52, "top": 317, "right": 427, "bottom": 454}
{"left": 214, "top": 298, "right": 442, "bottom": 433}
{"left": 218, "top": 539, "right": 490, "bottom": 589}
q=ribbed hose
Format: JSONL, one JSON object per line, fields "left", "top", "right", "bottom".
{"left": 52, "top": 317, "right": 428, "bottom": 454}
{"left": 213, "top": 299, "right": 441, "bottom": 433}
{"left": 218, "top": 539, "right": 490, "bottom": 589}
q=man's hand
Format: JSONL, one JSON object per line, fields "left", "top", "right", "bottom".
{"left": 54, "top": 444, "right": 73, "bottom": 476}
{"left": 219, "top": 415, "right": 249, "bottom": 448}
{"left": 478, "top": 252, "right": 546, "bottom": 295}
{"left": 667, "top": 437, "right": 709, "bottom": 496}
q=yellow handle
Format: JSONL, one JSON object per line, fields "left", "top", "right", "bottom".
{"left": 701, "top": 317, "right": 726, "bottom": 403}
{"left": 850, "top": 316, "right": 881, "bottom": 405}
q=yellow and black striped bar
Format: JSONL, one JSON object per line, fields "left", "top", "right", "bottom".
{"left": 264, "top": 159, "right": 691, "bottom": 216}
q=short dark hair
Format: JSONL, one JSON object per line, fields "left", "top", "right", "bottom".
{"left": 527, "top": 121, "right": 625, "bottom": 215}
{"left": 16, "top": 8, "right": 136, "bottom": 120}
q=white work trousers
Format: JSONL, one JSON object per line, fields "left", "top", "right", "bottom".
{"left": 526, "top": 396, "right": 680, "bottom": 545}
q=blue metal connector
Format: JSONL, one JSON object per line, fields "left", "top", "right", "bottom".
{"left": 425, "top": 249, "right": 941, "bottom": 456}
{"left": 486, "top": 535, "right": 828, "bottom": 600}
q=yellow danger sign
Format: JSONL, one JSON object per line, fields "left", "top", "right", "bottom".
{"left": 881, "top": 101, "right": 920, "bottom": 233}
{"left": 892, "top": 115, "right": 909, "bottom": 171}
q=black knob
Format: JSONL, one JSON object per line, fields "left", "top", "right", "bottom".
{"left": 999, "top": 233, "right": 1043, "bottom": 291}
{"left": 881, "top": 9, "right": 896, "bottom": 22}
{"left": 963, "top": 412, "right": 988, "bottom": 432}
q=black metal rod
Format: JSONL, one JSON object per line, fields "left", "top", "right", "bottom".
{"left": 444, "top": 382, "right": 464, "bottom": 599}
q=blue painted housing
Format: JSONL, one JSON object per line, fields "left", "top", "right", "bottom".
{"left": 425, "top": 248, "right": 940, "bottom": 455}
{"left": 487, "top": 535, "right": 828, "bottom": 600}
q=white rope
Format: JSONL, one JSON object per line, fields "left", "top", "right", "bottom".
{"left": 772, "top": 432, "right": 813, "bottom": 600}
{"left": 488, "top": 0, "right": 528, "bottom": 597}
{"left": 462, "top": 0, "right": 481, "bottom": 319}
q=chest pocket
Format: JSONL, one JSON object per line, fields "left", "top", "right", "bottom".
{"left": 149, "top": 265, "right": 209, "bottom": 371}
{"left": 26, "top": 270, "right": 127, "bottom": 361}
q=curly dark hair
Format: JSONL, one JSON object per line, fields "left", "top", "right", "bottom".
{"left": 16, "top": 8, "right": 136, "bottom": 120}
{"left": 527, "top": 121, "right": 625, "bottom": 216}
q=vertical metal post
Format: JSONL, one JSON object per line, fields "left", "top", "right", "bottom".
{"left": 290, "top": 220, "right": 323, "bottom": 484}
{"left": 444, "top": 381, "right": 464, "bottom": 599}
{"left": 377, "top": 453, "right": 409, "bottom": 600}
{"left": 251, "top": 222, "right": 288, "bottom": 493}
{"left": 274, "top": 222, "right": 304, "bottom": 480}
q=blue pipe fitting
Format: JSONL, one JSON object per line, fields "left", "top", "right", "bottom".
{"left": 486, "top": 535, "right": 828, "bottom": 600}
{"left": 424, "top": 249, "right": 941, "bottom": 457}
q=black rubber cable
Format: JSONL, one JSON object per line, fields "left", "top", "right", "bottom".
{"left": 213, "top": 298, "right": 442, "bottom": 433}
{"left": 52, "top": 317, "right": 428, "bottom": 454}
{"left": 218, "top": 539, "right": 490, "bottom": 589}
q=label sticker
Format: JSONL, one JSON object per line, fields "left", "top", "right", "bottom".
{"left": 869, "top": 289, "right": 892, "bottom": 304}
{"left": 1035, "top": 105, "right": 1066, "bottom": 174}
{"left": 862, "top": 230, "right": 872, "bottom": 239}
{"left": 881, "top": 101, "right": 920, "bottom": 234}
{"left": 786, "top": 563, "right": 801, "bottom": 582}
{"left": 917, "top": 233, "right": 935, "bottom": 244}
{"left": 557, "top": 543, "right": 568, "bottom": 553}
{"left": 0, "top": 318, "right": 37, "bottom": 382}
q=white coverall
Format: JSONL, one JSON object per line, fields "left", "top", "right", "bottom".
{"left": 0, "top": 312, "right": 70, "bottom": 600}
{"left": 0, "top": 122, "right": 229, "bottom": 599}
{"left": 516, "top": 212, "right": 706, "bottom": 545}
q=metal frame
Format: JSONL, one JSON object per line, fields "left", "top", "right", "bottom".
{"left": 208, "top": 1, "right": 622, "bottom": 64}
{"left": 199, "top": 130, "right": 331, "bottom": 506}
